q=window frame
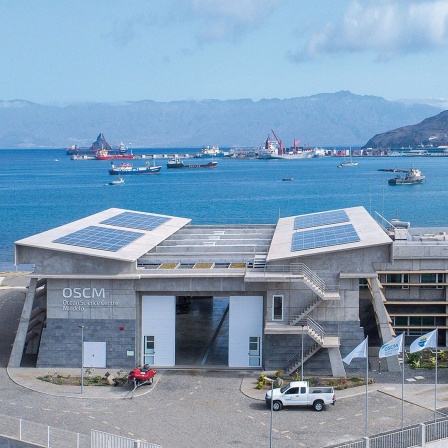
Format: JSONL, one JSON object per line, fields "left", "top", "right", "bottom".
{"left": 420, "top": 273, "right": 444, "bottom": 289}
{"left": 272, "top": 294, "right": 284, "bottom": 321}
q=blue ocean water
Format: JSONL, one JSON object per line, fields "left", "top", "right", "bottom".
{"left": 1, "top": 148, "right": 447, "bottom": 267}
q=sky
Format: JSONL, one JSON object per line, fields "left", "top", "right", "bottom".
{"left": 1, "top": 0, "right": 448, "bottom": 105}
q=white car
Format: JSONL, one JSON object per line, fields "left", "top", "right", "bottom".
{"left": 265, "top": 380, "right": 335, "bottom": 411}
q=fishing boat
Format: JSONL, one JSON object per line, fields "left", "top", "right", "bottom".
{"left": 282, "top": 178, "right": 293, "bottom": 181}
{"left": 106, "top": 177, "right": 125, "bottom": 186}
{"left": 167, "top": 156, "right": 217, "bottom": 169}
{"left": 388, "top": 167, "right": 425, "bottom": 185}
{"left": 109, "top": 161, "right": 161, "bottom": 175}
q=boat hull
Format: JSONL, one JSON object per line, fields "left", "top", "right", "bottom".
{"left": 109, "top": 166, "right": 161, "bottom": 175}
{"left": 167, "top": 161, "right": 218, "bottom": 169}
{"left": 388, "top": 178, "right": 424, "bottom": 185}
{"left": 388, "top": 167, "right": 425, "bottom": 185}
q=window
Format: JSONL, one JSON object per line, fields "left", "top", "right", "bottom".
{"left": 392, "top": 316, "right": 436, "bottom": 336}
{"left": 273, "top": 295, "right": 283, "bottom": 320}
{"left": 285, "top": 387, "right": 300, "bottom": 395}
{"left": 359, "top": 278, "right": 368, "bottom": 290}
{"left": 386, "top": 273, "right": 409, "bottom": 289}
{"left": 249, "top": 336, "right": 261, "bottom": 367}
{"left": 420, "top": 273, "right": 444, "bottom": 289}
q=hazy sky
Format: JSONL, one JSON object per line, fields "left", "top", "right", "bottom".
{"left": 2, "top": 0, "right": 448, "bottom": 104}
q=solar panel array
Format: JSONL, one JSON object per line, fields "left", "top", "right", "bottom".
{"left": 291, "top": 223, "right": 360, "bottom": 252}
{"left": 100, "top": 211, "right": 170, "bottom": 231}
{"left": 53, "top": 226, "right": 144, "bottom": 252}
{"left": 294, "top": 210, "right": 349, "bottom": 230}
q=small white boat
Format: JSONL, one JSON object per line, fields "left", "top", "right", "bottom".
{"left": 107, "top": 177, "right": 125, "bottom": 186}
{"left": 337, "top": 161, "right": 358, "bottom": 168}
{"left": 337, "top": 147, "right": 358, "bottom": 167}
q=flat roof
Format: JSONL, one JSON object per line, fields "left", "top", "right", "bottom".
{"left": 15, "top": 208, "right": 191, "bottom": 262}
{"left": 267, "top": 206, "right": 392, "bottom": 262}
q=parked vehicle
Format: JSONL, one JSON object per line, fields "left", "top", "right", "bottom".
{"left": 265, "top": 381, "right": 335, "bottom": 411}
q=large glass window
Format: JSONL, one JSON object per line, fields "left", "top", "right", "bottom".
{"left": 392, "top": 316, "right": 436, "bottom": 335}
{"left": 386, "top": 273, "right": 409, "bottom": 289}
{"left": 273, "top": 295, "right": 283, "bottom": 320}
{"left": 420, "top": 273, "right": 444, "bottom": 289}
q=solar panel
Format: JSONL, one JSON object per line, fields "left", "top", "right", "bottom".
{"left": 53, "top": 226, "right": 144, "bottom": 252}
{"left": 291, "top": 224, "right": 360, "bottom": 251}
{"left": 294, "top": 210, "right": 349, "bottom": 230}
{"left": 100, "top": 212, "right": 170, "bottom": 231}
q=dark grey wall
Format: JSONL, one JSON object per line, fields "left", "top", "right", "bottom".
{"left": 36, "top": 319, "right": 136, "bottom": 368}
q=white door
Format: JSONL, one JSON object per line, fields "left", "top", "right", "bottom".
{"left": 248, "top": 336, "right": 261, "bottom": 367}
{"left": 229, "top": 296, "right": 263, "bottom": 367}
{"left": 143, "top": 335, "right": 155, "bottom": 365}
{"left": 83, "top": 342, "right": 106, "bottom": 368}
{"left": 142, "top": 295, "right": 175, "bottom": 366}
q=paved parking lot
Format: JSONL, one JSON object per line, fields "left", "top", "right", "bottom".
{"left": 1, "top": 273, "right": 447, "bottom": 447}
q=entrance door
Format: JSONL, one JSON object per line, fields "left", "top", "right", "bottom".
{"left": 83, "top": 342, "right": 106, "bottom": 368}
{"left": 142, "top": 295, "right": 175, "bottom": 366}
{"left": 248, "top": 336, "right": 261, "bottom": 367}
{"left": 143, "top": 335, "right": 155, "bottom": 365}
{"left": 229, "top": 296, "right": 263, "bottom": 367}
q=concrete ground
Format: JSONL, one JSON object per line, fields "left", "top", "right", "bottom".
{"left": 1, "top": 272, "right": 448, "bottom": 447}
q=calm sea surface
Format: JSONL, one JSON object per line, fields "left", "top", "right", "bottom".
{"left": 1, "top": 148, "right": 447, "bottom": 268}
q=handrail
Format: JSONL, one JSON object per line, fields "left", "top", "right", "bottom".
{"left": 285, "top": 341, "right": 320, "bottom": 365}
{"left": 294, "top": 317, "right": 325, "bottom": 342}
{"left": 246, "top": 262, "right": 337, "bottom": 295}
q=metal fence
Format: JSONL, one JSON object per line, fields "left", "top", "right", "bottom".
{"left": 328, "top": 418, "right": 448, "bottom": 448}
{"left": 0, "top": 413, "right": 90, "bottom": 447}
{"left": 0, "top": 413, "right": 161, "bottom": 448}
{"left": 91, "top": 430, "right": 162, "bottom": 448}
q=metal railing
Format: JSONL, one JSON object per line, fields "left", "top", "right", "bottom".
{"left": 246, "top": 263, "right": 339, "bottom": 294}
{"left": 91, "top": 430, "right": 162, "bottom": 448}
{"left": 0, "top": 413, "right": 90, "bottom": 447}
{"left": 285, "top": 341, "right": 320, "bottom": 366}
{"left": 327, "top": 418, "right": 448, "bottom": 448}
{"left": 0, "top": 413, "right": 162, "bottom": 448}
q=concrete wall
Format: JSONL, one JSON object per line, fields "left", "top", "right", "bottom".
{"left": 46, "top": 279, "right": 136, "bottom": 320}
{"left": 15, "top": 247, "right": 135, "bottom": 275}
{"left": 37, "top": 318, "right": 136, "bottom": 368}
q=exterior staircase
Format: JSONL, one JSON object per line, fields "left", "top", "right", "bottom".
{"left": 288, "top": 296, "right": 322, "bottom": 326}
{"left": 248, "top": 261, "right": 344, "bottom": 376}
{"left": 285, "top": 342, "right": 321, "bottom": 376}
{"left": 246, "top": 262, "right": 341, "bottom": 301}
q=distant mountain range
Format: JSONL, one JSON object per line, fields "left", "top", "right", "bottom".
{"left": 0, "top": 91, "right": 442, "bottom": 149}
{"left": 363, "top": 110, "right": 448, "bottom": 149}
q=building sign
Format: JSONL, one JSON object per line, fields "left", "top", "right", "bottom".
{"left": 62, "top": 288, "right": 118, "bottom": 311}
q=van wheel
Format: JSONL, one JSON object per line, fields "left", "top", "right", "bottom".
{"left": 313, "top": 400, "right": 324, "bottom": 411}
{"left": 273, "top": 401, "right": 282, "bottom": 411}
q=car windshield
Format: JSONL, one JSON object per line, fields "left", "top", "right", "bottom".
{"left": 280, "top": 384, "right": 290, "bottom": 393}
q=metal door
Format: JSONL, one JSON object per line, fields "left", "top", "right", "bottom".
{"left": 248, "top": 336, "right": 261, "bottom": 367}
{"left": 83, "top": 342, "right": 106, "bottom": 368}
{"left": 143, "top": 335, "right": 155, "bottom": 365}
{"left": 229, "top": 296, "right": 263, "bottom": 367}
{"left": 141, "top": 295, "right": 175, "bottom": 366}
